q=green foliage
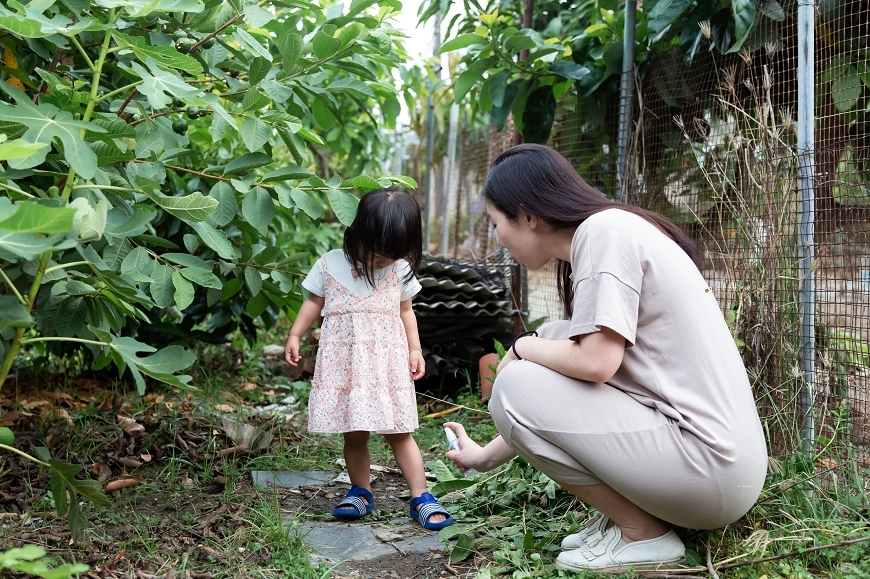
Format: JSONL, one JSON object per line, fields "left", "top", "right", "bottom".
{"left": 0, "top": 545, "right": 88, "bottom": 579}
{"left": 0, "top": 0, "right": 418, "bottom": 391}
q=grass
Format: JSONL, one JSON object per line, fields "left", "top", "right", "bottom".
{"left": 2, "top": 320, "right": 870, "bottom": 579}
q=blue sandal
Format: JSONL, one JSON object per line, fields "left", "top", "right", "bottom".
{"left": 409, "top": 492, "right": 454, "bottom": 530}
{"left": 332, "top": 485, "right": 375, "bottom": 519}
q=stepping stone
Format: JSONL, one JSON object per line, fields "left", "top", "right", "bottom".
{"left": 290, "top": 520, "right": 444, "bottom": 563}
{"left": 251, "top": 470, "right": 337, "bottom": 488}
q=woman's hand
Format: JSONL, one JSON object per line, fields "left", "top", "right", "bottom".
{"left": 409, "top": 349, "right": 425, "bottom": 380}
{"left": 284, "top": 335, "right": 301, "bottom": 366}
{"left": 444, "top": 422, "right": 517, "bottom": 473}
{"left": 496, "top": 345, "right": 519, "bottom": 374}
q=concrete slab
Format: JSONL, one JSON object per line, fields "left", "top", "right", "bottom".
{"left": 290, "top": 520, "right": 444, "bottom": 563}
{"left": 251, "top": 470, "right": 337, "bottom": 488}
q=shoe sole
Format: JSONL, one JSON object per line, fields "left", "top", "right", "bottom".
{"left": 554, "top": 556, "right": 684, "bottom": 574}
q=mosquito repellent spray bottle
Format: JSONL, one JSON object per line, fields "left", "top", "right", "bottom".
{"left": 445, "top": 427, "right": 460, "bottom": 451}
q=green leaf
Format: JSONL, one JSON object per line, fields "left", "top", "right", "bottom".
{"left": 161, "top": 252, "right": 209, "bottom": 269}
{"left": 242, "top": 187, "right": 275, "bottom": 233}
{"left": 277, "top": 126, "right": 308, "bottom": 164}
{"left": 248, "top": 57, "right": 272, "bottom": 86}
{"left": 450, "top": 533, "right": 475, "bottom": 562}
{"left": 491, "top": 79, "right": 521, "bottom": 130}
{"left": 240, "top": 118, "right": 270, "bottom": 152}
{"left": 0, "top": 295, "right": 32, "bottom": 329}
{"left": 0, "top": 201, "right": 76, "bottom": 234}
{"left": 0, "top": 427, "right": 13, "bottom": 445}
{"left": 0, "top": 139, "right": 48, "bottom": 160}
{"left": 224, "top": 152, "right": 273, "bottom": 175}
{"left": 438, "top": 33, "right": 486, "bottom": 54}
{"left": 327, "top": 78, "right": 375, "bottom": 98}
{"left": 550, "top": 61, "right": 592, "bottom": 82}
{"left": 759, "top": 0, "right": 785, "bottom": 20}
{"left": 454, "top": 58, "right": 496, "bottom": 103}
{"left": 234, "top": 29, "right": 273, "bottom": 61}
{"left": 430, "top": 459, "right": 457, "bottom": 482}
{"left": 245, "top": 266, "right": 263, "bottom": 296}
{"left": 262, "top": 166, "right": 314, "bottom": 182}
{"left": 728, "top": 0, "right": 757, "bottom": 53}
{"left": 127, "top": 58, "right": 199, "bottom": 110}
{"left": 113, "top": 32, "right": 202, "bottom": 75}
{"left": 279, "top": 33, "right": 304, "bottom": 67}
{"left": 290, "top": 188, "right": 324, "bottom": 220}
{"left": 313, "top": 29, "right": 342, "bottom": 59}
{"left": 0, "top": 231, "right": 77, "bottom": 261}
{"left": 207, "top": 182, "right": 237, "bottom": 227}
{"left": 139, "top": 188, "right": 219, "bottom": 222}
{"left": 56, "top": 297, "right": 88, "bottom": 336}
{"left": 312, "top": 99, "right": 338, "bottom": 130}
{"left": 352, "top": 175, "right": 381, "bottom": 193}
{"left": 832, "top": 73, "right": 862, "bottom": 112}
{"left": 648, "top": 0, "right": 693, "bottom": 36}
{"left": 0, "top": 81, "right": 105, "bottom": 178}
{"left": 172, "top": 270, "right": 195, "bottom": 310}
{"left": 430, "top": 479, "right": 475, "bottom": 495}
{"left": 179, "top": 266, "right": 222, "bottom": 289}
{"left": 150, "top": 264, "right": 176, "bottom": 308}
{"left": 385, "top": 175, "right": 418, "bottom": 189}
{"left": 188, "top": 221, "right": 236, "bottom": 260}
{"left": 504, "top": 34, "right": 537, "bottom": 54}
{"left": 296, "top": 126, "right": 325, "bottom": 145}
{"left": 244, "top": 3, "right": 274, "bottom": 27}
{"left": 327, "top": 189, "right": 359, "bottom": 226}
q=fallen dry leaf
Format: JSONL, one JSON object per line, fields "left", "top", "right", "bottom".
{"left": 214, "top": 404, "right": 236, "bottom": 412}
{"left": 115, "top": 457, "right": 143, "bottom": 468}
{"left": 241, "top": 382, "right": 257, "bottom": 391}
{"left": 117, "top": 415, "right": 146, "bottom": 438}
{"left": 20, "top": 399, "right": 51, "bottom": 411}
{"left": 105, "top": 477, "right": 145, "bottom": 493}
{"left": 140, "top": 452, "right": 152, "bottom": 462}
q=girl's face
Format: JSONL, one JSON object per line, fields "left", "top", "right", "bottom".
{"left": 486, "top": 201, "right": 550, "bottom": 270}
{"left": 370, "top": 254, "right": 397, "bottom": 270}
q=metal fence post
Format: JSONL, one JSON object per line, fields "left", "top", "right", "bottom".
{"left": 615, "top": 0, "right": 636, "bottom": 203}
{"left": 797, "top": 0, "right": 816, "bottom": 457}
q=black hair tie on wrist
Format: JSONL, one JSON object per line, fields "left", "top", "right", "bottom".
{"left": 510, "top": 330, "right": 539, "bottom": 360}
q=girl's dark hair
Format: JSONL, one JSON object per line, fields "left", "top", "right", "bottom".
{"left": 343, "top": 188, "right": 423, "bottom": 287}
{"left": 481, "top": 144, "right": 697, "bottom": 317}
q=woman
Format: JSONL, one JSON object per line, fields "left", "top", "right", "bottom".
{"left": 445, "top": 144, "right": 767, "bottom": 573}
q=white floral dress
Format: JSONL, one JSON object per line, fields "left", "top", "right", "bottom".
{"left": 306, "top": 255, "right": 419, "bottom": 434}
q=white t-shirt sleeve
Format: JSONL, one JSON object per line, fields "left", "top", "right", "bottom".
{"left": 569, "top": 273, "right": 639, "bottom": 347}
{"left": 301, "top": 257, "right": 325, "bottom": 297}
{"left": 397, "top": 260, "right": 422, "bottom": 301}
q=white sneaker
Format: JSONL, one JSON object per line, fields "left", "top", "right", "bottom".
{"left": 555, "top": 524, "right": 685, "bottom": 573}
{"left": 560, "top": 513, "right": 610, "bottom": 550}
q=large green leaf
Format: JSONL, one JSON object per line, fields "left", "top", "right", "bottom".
{"left": 139, "top": 186, "right": 219, "bottom": 222}
{"left": 113, "top": 32, "right": 202, "bottom": 75}
{"left": 327, "top": 189, "right": 359, "bottom": 226}
{"left": 0, "top": 81, "right": 105, "bottom": 178}
{"left": 0, "top": 231, "right": 77, "bottom": 261}
{"left": 438, "top": 33, "right": 487, "bottom": 54}
{"left": 172, "top": 270, "right": 195, "bottom": 310}
{"left": 832, "top": 72, "right": 862, "bottom": 112}
{"left": 313, "top": 28, "right": 342, "bottom": 58}
{"left": 55, "top": 297, "right": 88, "bottom": 336}
{"left": 0, "top": 295, "right": 32, "bottom": 329}
{"left": 454, "top": 58, "right": 497, "bottom": 103}
{"left": 150, "top": 264, "right": 175, "bottom": 308}
{"left": 0, "top": 200, "right": 77, "bottom": 234}
{"left": 127, "top": 58, "right": 199, "bottom": 110}
{"left": 245, "top": 266, "right": 263, "bottom": 296}
{"left": 0, "top": 139, "right": 48, "bottom": 160}
{"left": 328, "top": 78, "right": 375, "bottom": 98}
{"left": 223, "top": 152, "right": 273, "bottom": 175}
{"left": 0, "top": 11, "right": 107, "bottom": 38}
{"left": 728, "top": 0, "right": 757, "bottom": 53}
{"left": 179, "top": 267, "right": 222, "bottom": 288}
{"left": 94, "top": 0, "right": 204, "bottom": 14}
{"left": 188, "top": 221, "right": 236, "bottom": 260}
{"left": 206, "top": 182, "right": 237, "bottom": 227}
{"left": 648, "top": 0, "right": 693, "bottom": 36}
{"left": 241, "top": 187, "right": 275, "bottom": 233}
{"left": 240, "top": 118, "right": 270, "bottom": 152}
{"left": 290, "top": 188, "right": 324, "bottom": 220}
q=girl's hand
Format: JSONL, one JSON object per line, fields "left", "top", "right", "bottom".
{"left": 284, "top": 335, "right": 301, "bottom": 366}
{"left": 409, "top": 349, "right": 425, "bottom": 380}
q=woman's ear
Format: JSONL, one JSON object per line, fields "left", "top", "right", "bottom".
{"left": 525, "top": 213, "right": 539, "bottom": 230}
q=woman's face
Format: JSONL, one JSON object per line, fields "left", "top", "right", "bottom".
{"left": 485, "top": 202, "right": 550, "bottom": 270}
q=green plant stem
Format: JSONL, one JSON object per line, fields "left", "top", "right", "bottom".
{"left": 0, "top": 443, "right": 50, "bottom": 467}
{"left": 68, "top": 35, "right": 95, "bottom": 72}
{"left": 0, "top": 181, "right": 35, "bottom": 198}
{"left": 71, "top": 184, "right": 142, "bottom": 193}
{"left": 0, "top": 251, "right": 51, "bottom": 390}
{"left": 43, "top": 260, "right": 89, "bottom": 274}
{"left": 98, "top": 80, "right": 143, "bottom": 103}
{"left": 20, "top": 337, "right": 108, "bottom": 347}
{"left": 0, "top": 268, "right": 25, "bottom": 305}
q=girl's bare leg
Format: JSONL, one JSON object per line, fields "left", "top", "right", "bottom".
{"left": 335, "top": 431, "right": 371, "bottom": 513}
{"left": 383, "top": 432, "right": 446, "bottom": 524}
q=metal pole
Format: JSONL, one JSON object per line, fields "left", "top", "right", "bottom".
{"left": 423, "top": 12, "right": 441, "bottom": 251}
{"left": 441, "top": 103, "right": 459, "bottom": 255}
{"left": 797, "top": 0, "right": 815, "bottom": 457}
{"left": 616, "top": 0, "right": 636, "bottom": 203}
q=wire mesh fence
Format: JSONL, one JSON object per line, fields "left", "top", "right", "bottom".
{"left": 411, "top": 5, "right": 870, "bottom": 460}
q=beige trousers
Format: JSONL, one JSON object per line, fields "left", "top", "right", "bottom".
{"left": 489, "top": 321, "right": 766, "bottom": 530}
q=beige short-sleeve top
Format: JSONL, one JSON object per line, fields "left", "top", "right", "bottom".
{"left": 569, "top": 208, "right": 764, "bottom": 456}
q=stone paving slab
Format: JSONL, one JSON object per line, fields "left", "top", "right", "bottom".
{"left": 251, "top": 470, "right": 338, "bottom": 488}
{"left": 290, "top": 520, "right": 444, "bottom": 563}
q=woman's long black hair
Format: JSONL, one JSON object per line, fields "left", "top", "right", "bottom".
{"left": 343, "top": 188, "right": 423, "bottom": 288}
{"left": 481, "top": 144, "right": 696, "bottom": 317}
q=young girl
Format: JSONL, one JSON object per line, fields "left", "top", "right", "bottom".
{"left": 284, "top": 188, "right": 453, "bottom": 530}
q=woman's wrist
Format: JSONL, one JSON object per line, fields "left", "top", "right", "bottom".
{"left": 510, "top": 331, "right": 538, "bottom": 360}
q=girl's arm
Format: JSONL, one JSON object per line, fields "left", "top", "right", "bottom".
{"left": 284, "top": 295, "right": 325, "bottom": 366}
{"left": 497, "top": 327, "right": 626, "bottom": 383}
{"left": 400, "top": 298, "right": 425, "bottom": 380}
